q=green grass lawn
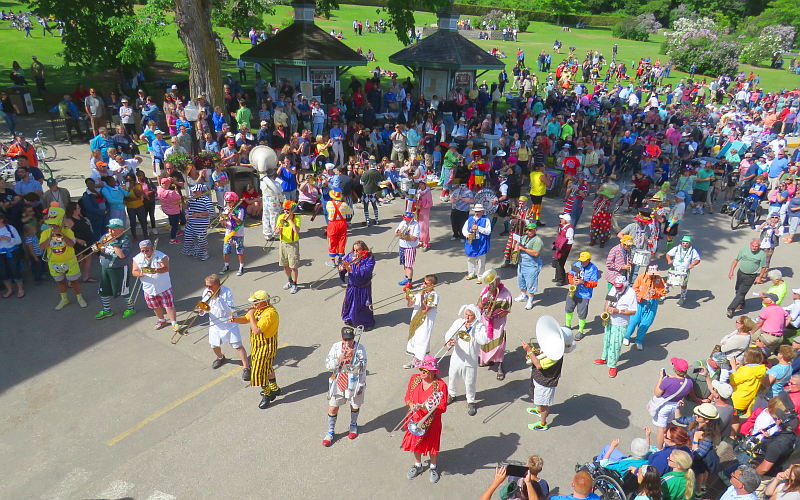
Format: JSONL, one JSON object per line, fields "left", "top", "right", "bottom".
{"left": 0, "top": 1, "right": 797, "bottom": 112}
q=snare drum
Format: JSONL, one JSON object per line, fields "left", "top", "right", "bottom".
{"left": 632, "top": 250, "right": 651, "bottom": 267}
{"left": 667, "top": 270, "right": 687, "bottom": 287}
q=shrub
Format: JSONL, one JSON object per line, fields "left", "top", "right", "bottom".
{"left": 612, "top": 13, "right": 661, "bottom": 41}
{"left": 740, "top": 24, "right": 796, "bottom": 65}
{"left": 662, "top": 16, "right": 740, "bottom": 75}
{"left": 517, "top": 14, "right": 530, "bottom": 32}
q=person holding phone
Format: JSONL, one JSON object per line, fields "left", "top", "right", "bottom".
{"left": 322, "top": 326, "right": 367, "bottom": 447}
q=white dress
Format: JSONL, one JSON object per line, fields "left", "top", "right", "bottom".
{"left": 199, "top": 286, "right": 242, "bottom": 347}
{"left": 406, "top": 290, "right": 438, "bottom": 361}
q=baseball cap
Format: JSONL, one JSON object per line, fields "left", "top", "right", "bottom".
{"left": 670, "top": 357, "right": 689, "bottom": 373}
{"left": 248, "top": 290, "right": 271, "bottom": 302}
{"left": 711, "top": 380, "right": 733, "bottom": 399}
{"left": 559, "top": 213, "right": 571, "bottom": 221}
{"left": 107, "top": 218, "right": 124, "bottom": 228}
{"left": 139, "top": 239, "right": 154, "bottom": 249}
{"left": 764, "top": 293, "right": 779, "bottom": 303}
{"left": 525, "top": 222, "right": 537, "bottom": 230}
{"left": 46, "top": 178, "right": 58, "bottom": 186}
{"left": 681, "top": 235, "right": 692, "bottom": 242}
{"left": 578, "top": 251, "right": 591, "bottom": 261}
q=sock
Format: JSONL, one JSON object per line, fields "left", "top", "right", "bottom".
{"left": 327, "top": 414, "right": 337, "bottom": 434}
{"left": 261, "top": 384, "right": 271, "bottom": 396}
{"left": 59, "top": 292, "right": 68, "bottom": 301}
{"left": 430, "top": 464, "right": 437, "bottom": 470}
{"left": 565, "top": 312, "right": 574, "bottom": 327}
{"left": 238, "top": 264, "right": 244, "bottom": 271}
{"left": 100, "top": 296, "right": 111, "bottom": 312}
{"left": 680, "top": 289, "right": 687, "bottom": 298}
{"left": 415, "top": 462, "right": 422, "bottom": 467}
{"left": 350, "top": 409, "right": 359, "bottom": 427}
{"left": 666, "top": 239, "right": 674, "bottom": 251}
{"left": 578, "top": 318, "right": 587, "bottom": 333}
{"left": 268, "top": 381, "right": 279, "bottom": 392}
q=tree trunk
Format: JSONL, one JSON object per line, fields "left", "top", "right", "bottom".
{"left": 173, "top": 0, "right": 223, "bottom": 107}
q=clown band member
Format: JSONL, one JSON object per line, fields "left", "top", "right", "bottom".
{"left": 94, "top": 218, "right": 135, "bottom": 320}
{"left": 623, "top": 264, "right": 667, "bottom": 351}
{"left": 514, "top": 222, "right": 544, "bottom": 310}
{"left": 566, "top": 252, "right": 599, "bottom": 340}
{"left": 405, "top": 274, "right": 439, "bottom": 368}
{"left": 325, "top": 187, "right": 352, "bottom": 266}
{"left": 443, "top": 304, "right": 489, "bottom": 416}
{"left": 528, "top": 164, "right": 550, "bottom": 226}
{"left": 196, "top": 274, "right": 251, "bottom": 379}
{"left": 220, "top": 191, "right": 246, "bottom": 276}
{"left": 183, "top": 183, "right": 213, "bottom": 261}
{"left": 416, "top": 180, "right": 433, "bottom": 250}
{"left": 131, "top": 239, "right": 178, "bottom": 330}
{"left": 274, "top": 200, "right": 301, "bottom": 294}
{"left": 665, "top": 235, "right": 701, "bottom": 306}
{"left": 260, "top": 167, "right": 284, "bottom": 240}
{"left": 552, "top": 213, "right": 574, "bottom": 286}
{"left": 594, "top": 275, "right": 637, "bottom": 378}
{"left": 606, "top": 234, "right": 633, "bottom": 290}
{"left": 502, "top": 196, "right": 532, "bottom": 266}
{"left": 396, "top": 211, "right": 420, "bottom": 286}
{"left": 477, "top": 269, "right": 513, "bottom": 380}
{"left": 340, "top": 240, "right": 375, "bottom": 330}
{"left": 39, "top": 205, "right": 87, "bottom": 310}
{"left": 468, "top": 149, "right": 489, "bottom": 191}
{"left": 563, "top": 173, "right": 589, "bottom": 228}
{"left": 590, "top": 182, "right": 618, "bottom": 247}
{"left": 232, "top": 290, "right": 280, "bottom": 408}
{"left": 521, "top": 323, "right": 575, "bottom": 430}
{"left": 403, "top": 355, "right": 448, "bottom": 484}
{"left": 665, "top": 191, "right": 687, "bottom": 251}
{"left": 323, "top": 326, "right": 367, "bottom": 447}
{"left": 617, "top": 209, "right": 654, "bottom": 281}
{"left": 462, "top": 203, "right": 491, "bottom": 280}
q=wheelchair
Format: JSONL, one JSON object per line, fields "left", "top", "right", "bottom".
{"left": 575, "top": 461, "right": 635, "bottom": 500}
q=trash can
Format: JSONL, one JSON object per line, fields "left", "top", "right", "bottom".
{"left": 226, "top": 165, "right": 259, "bottom": 196}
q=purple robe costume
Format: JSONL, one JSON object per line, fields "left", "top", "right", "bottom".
{"left": 341, "top": 252, "right": 375, "bottom": 329}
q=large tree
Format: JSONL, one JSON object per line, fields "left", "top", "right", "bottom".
{"left": 173, "top": 0, "right": 224, "bottom": 109}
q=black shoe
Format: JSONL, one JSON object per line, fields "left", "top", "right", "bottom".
{"left": 726, "top": 309, "right": 734, "bottom": 318}
{"left": 211, "top": 356, "right": 228, "bottom": 369}
{"left": 537, "top": 221, "right": 546, "bottom": 226}
{"left": 447, "top": 394, "right": 455, "bottom": 405}
{"left": 267, "top": 386, "right": 281, "bottom": 402}
{"left": 467, "top": 403, "right": 477, "bottom": 416}
{"left": 258, "top": 394, "right": 270, "bottom": 409}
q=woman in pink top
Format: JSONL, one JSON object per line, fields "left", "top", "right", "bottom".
{"left": 157, "top": 177, "right": 184, "bottom": 243}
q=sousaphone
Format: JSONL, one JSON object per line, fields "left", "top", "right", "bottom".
{"left": 250, "top": 145, "right": 279, "bottom": 174}
{"left": 534, "top": 315, "right": 576, "bottom": 361}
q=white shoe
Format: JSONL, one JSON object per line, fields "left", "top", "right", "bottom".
{"left": 290, "top": 284, "right": 298, "bottom": 294}
{"left": 636, "top": 344, "right": 644, "bottom": 351}
{"left": 514, "top": 293, "right": 527, "bottom": 302}
{"left": 236, "top": 267, "right": 244, "bottom": 276}
{"left": 283, "top": 281, "right": 293, "bottom": 290}
{"left": 622, "top": 338, "right": 630, "bottom": 346}
{"left": 525, "top": 298, "right": 534, "bottom": 310}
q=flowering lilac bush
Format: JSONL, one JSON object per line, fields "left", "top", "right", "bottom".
{"left": 740, "top": 25, "right": 796, "bottom": 65}
{"left": 662, "top": 16, "right": 741, "bottom": 75}
{"left": 613, "top": 13, "right": 663, "bottom": 41}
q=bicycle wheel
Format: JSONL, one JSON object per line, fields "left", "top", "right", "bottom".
{"left": 36, "top": 142, "right": 57, "bottom": 162}
{"left": 731, "top": 204, "right": 745, "bottom": 230}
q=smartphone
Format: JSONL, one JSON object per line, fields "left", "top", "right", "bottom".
{"left": 692, "top": 367, "right": 703, "bottom": 374}
{"left": 502, "top": 463, "right": 529, "bottom": 478}
{"left": 661, "top": 368, "right": 667, "bottom": 377}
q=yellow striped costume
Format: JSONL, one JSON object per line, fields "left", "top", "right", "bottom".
{"left": 250, "top": 305, "right": 279, "bottom": 388}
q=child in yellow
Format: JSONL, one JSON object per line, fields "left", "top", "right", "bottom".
{"left": 729, "top": 347, "right": 767, "bottom": 417}
{"left": 39, "top": 205, "right": 87, "bottom": 310}
{"left": 528, "top": 164, "right": 550, "bottom": 225}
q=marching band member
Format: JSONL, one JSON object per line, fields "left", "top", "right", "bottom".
{"left": 552, "top": 213, "right": 574, "bottom": 286}
{"left": 232, "top": 289, "right": 281, "bottom": 408}
{"left": 405, "top": 274, "right": 439, "bottom": 368}
{"left": 665, "top": 235, "right": 701, "bottom": 306}
{"left": 448, "top": 183, "right": 474, "bottom": 241}
{"left": 274, "top": 200, "right": 301, "bottom": 294}
{"left": 467, "top": 149, "right": 488, "bottom": 191}
{"left": 606, "top": 234, "right": 633, "bottom": 291}
{"left": 339, "top": 240, "right": 375, "bottom": 330}
{"left": 395, "top": 211, "right": 420, "bottom": 286}
{"left": 443, "top": 304, "right": 490, "bottom": 416}
{"left": 323, "top": 326, "right": 367, "bottom": 447}
{"left": 594, "top": 275, "right": 637, "bottom": 378}
{"left": 477, "top": 269, "right": 513, "bottom": 380}
{"left": 416, "top": 180, "right": 433, "bottom": 250}
{"left": 462, "top": 203, "right": 491, "bottom": 280}
{"left": 94, "top": 218, "right": 135, "bottom": 320}
{"left": 131, "top": 239, "right": 178, "bottom": 330}
{"left": 403, "top": 355, "right": 448, "bottom": 484}
{"left": 565, "top": 252, "right": 599, "bottom": 340}
{"left": 197, "top": 274, "right": 251, "bottom": 380}
{"left": 182, "top": 183, "right": 213, "bottom": 261}
{"left": 39, "top": 205, "right": 87, "bottom": 310}
{"left": 260, "top": 167, "right": 284, "bottom": 240}
{"left": 617, "top": 209, "right": 654, "bottom": 281}
{"left": 220, "top": 191, "right": 246, "bottom": 276}
{"left": 325, "top": 187, "right": 352, "bottom": 267}
{"left": 623, "top": 264, "right": 667, "bottom": 351}
{"left": 513, "top": 222, "right": 544, "bottom": 311}
{"left": 502, "top": 196, "right": 531, "bottom": 266}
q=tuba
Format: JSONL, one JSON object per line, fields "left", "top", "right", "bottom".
{"left": 250, "top": 145, "right": 278, "bottom": 174}
{"left": 532, "top": 315, "right": 576, "bottom": 361}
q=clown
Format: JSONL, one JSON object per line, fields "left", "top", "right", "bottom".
{"left": 476, "top": 269, "right": 513, "bottom": 380}
{"left": 274, "top": 200, "right": 301, "bottom": 294}
{"left": 39, "top": 204, "right": 87, "bottom": 310}
{"left": 623, "top": 264, "right": 667, "bottom": 350}
{"left": 325, "top": 187, "right": 352, "bottom": 266}
{"left": 442, "top": 304, "right": 490, "bottom": 416}
{"left": 467, "top": 149, "right": 489, "bottom": 192}
{"left": 183, "top": 183, "right": 213, "bottom": 261}
{"left": 220, "top": 191, "right": 246, "bottom": 276}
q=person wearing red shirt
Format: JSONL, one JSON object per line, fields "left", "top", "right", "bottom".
{"left": 561, "top": 153, "right": 580, "bottom": 199}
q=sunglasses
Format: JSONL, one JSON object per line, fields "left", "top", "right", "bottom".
{"left": 419, "top": 368, "right": 430, "bottom": 374}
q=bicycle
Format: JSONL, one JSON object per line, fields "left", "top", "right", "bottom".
{"left": 32, "top": 129, "right": 57, "bottom": 162}
{"left": 728, "top": 189, "right": 763, "bottom": 230}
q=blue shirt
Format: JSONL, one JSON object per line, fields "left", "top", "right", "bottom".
{"left": 568, "top": 261, "right": 599, "bottom": 299}
{"left": 330, "top": 127, "right": 344, "bottom": 142}
{"left": 151, "top": 139, "right": 169, "bottom": 160}
{"left": 14, "top": 177, "right": 42, "bottom": 195}
{"left": 768, "top": 157, "right": 788, "bottom": 178}
{"left": 278, "top": 167, "right": 297, "bottom": 192}
{"left": 100, "top": 185, "right": 129, "bottom": 210}
{"left": 212, "top": 113, "right": 226, "bottom": 132}
{"left": 552, "top": 494, "right": 601, "bottom": 500}
{"left": 464, "top": 215, "right": 490, "bottom": 257}
{"left": 90, "top": 135, "right": 112, "bottom": 161}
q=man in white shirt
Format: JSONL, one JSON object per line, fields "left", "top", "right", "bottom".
{"left": 594, "top": 275, "right": 637, "bottom": 378}
{"left": 786, "top": 288, "right": 800, "bottom": 329}
{"left": 130, "top": 240, "right": 178, "bottom": 330}
{"left": 196, "top": 274, "right": 251, "bottom": 380}
{"left": 395, "top": 211, "right": 420, "bottom": 286}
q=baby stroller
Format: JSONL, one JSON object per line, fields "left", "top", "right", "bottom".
{"left": 575, "top": 461, "right": 636, "bottom": 500}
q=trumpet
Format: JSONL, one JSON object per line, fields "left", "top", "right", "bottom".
{"left": 600, "top": 312, "right": 611, "bottom": 327}
{"left": 568, "top": 285, "right": 577, "bottom": 298}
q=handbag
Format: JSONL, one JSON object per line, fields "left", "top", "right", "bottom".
{"left": 646, "top": 377, "right": 688, "bottom": 418}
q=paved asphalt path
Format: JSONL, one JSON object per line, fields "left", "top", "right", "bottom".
{"left": 1, "top": 122, "right": 794, "bottom": 499}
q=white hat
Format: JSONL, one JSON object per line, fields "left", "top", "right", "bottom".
{"left": 170, "top": 84, "right": 178, "bottom": 90}
{"left": 325, "top": 162, "right": 335, "bottom": 170}
{"left": 473, "top": 204, "right": 485, "bottom": 212}
{"left": 793, "top": 288, "right": 800, "bottom": 295}
{"left": 154, "top": 129, "right": 164, "bottom": 134}
{"left": 711, "top": 380, "right": 733, "bottom": 400}
{"left": 559, "top": 213, "right": 571, "bottom": 220}
{"left": 495, "top": 150, "right": 506, "bottom": 157}
{"left": 613, "top": 275, "right": 627, "bottom": 285}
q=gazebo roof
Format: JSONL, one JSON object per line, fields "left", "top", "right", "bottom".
{"left": 389, "top": 29, "right": 505, "bottom": 71}
{"left": 240, "top": 22, "right": 367, "bottom": 67}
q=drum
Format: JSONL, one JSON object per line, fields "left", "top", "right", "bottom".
{"left": 667, "top": 270, "right": 687, "bottom": 287}
{"left": 632, "top": 250, "right": 651, "bottom": 267}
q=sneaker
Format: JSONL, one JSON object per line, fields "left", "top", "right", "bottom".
{"left": 283, "top": 281, "right": 293, "bottom": 290}
{"left": 199, "top": 255, "right": 209, "bottom": 261}
{"left": 636, "top": 344, "right": 644, "bottom": 351}
{"left": 154, "top": 319, "right": 167, "bottom": 330}
{"left": 622, "top": 338, "right": 630, "bottom": 346}
{"left": 76, "top": 295, "right": 88, "bottom": 308}
{"left": 55, "top": 297, "right": 70, "bottom": 310}
{"left": 236, "top": 267, "right": 244, "bottom": 276}
{"left": 465, "top": 274, "right": 476, "bottom": 280}
{"left": 258, "top": 392, "right": 270, "bottom": 409}
{"left": 429, "top": 467, "right": 440, "bottom": 483}
{"left": 348, "top": 425, "right": 358, "bottom": 439}
{"left": 95, "top": 310, "right": 114, "bottom": 320}
{"left": 211, "top": 356, "right": 228, "bottom": 369}
{"left": 122, "top": 309, "right": 136, "bottom": 319}
{"left": 574, "top": 332, "right": 584, "bottom": 341}
{"left": 151, "top": 227, "right": 158, "bottom": 235}
{"left": 609, "top": 368, "right": 618, "bottom": 378}
{"left": 290, "top": 284, "right": 298, "bottom": 295}
{"left": 220, "top": 266, "right": 230, "bottom": 274}
{"left": 514, "top": 293, "right": 527, "bottom": 302}
{"left": 526, "top": 407, "right": 541, "bottom": 416}
{"left": 449, "top": 236, "right": 457, "bottom": 241}
{"left": 467, "top": 403, "right": 477, "bottom": 416}
{"left": 325, "top": 260, "right": 336, "bottom": 267}
{"left": 726, "top": 309, "right": 734, "bottom": 319}
{"left": 525, "top": 298, "right": 534, "bottom": 310}
{"left": 398, "top": 278, "right": 411, "bottom": 286}
{"left": 594, "top": 358, "right": 606, "bottom": 365}
{"left": 446, "top": 394, "right": 456, "bottom": 405}
{"left": 402, "top": 362, "right": 414, "bottom": 369}
{"left": 407, "top": 464, "right": 424, "bottom": 480}
{"left": 322, "top": 432, "right": 334, "bottom": 447}
{"left": 528, "top": 421, "right": 550, "bottom": 431}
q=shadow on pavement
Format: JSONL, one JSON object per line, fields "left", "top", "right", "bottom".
{"left": 617, "top": 327, "right": 690, "bottom": 371}
{"left": 275, "top": 343, "right": 320, "bottom": 369}
{"left": 438, "top": 432, "right": 521, "bottom": 476}
{"left": 550, "top": 393, "right": 632, "bottom": 429}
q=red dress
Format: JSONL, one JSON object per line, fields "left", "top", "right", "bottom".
{"left": 401, "top": 375, "right": 448, "bottom": 456}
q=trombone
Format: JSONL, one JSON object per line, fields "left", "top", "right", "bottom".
{"left": 369, "top": 283, "right": 436, "bottom": 311}
{"left": 74, "top": 226, "right": 133, "bottom": 264}
{"left": 432, "top": 319, "right": 469, "bottom": 363}
{"left": 209, "top": 199, "right": 244, "bottom": 231}
{"left": 171, "top": 275, "right": 230, "bottom": 344}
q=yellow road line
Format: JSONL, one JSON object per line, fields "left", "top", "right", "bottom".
{"left": 107, "top": 344, "right": 288, "bottom": 446}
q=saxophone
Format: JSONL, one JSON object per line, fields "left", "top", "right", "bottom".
{"left": 467, "top": 223, "right": 478, "bottom": 244}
